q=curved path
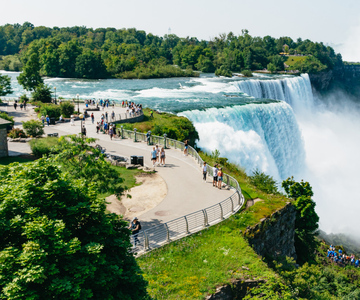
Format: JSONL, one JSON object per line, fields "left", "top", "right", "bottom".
{"left": 3, "top": 104, "right": 233, "bottom": 231}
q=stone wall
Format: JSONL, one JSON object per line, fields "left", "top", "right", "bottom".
{"left": 0, "top": 128, "right": 8, "bottom": 157}
{"left": 244, "top": 202, "right": 297, "bottom": 260}
{"left": 113, "top": 113, "right": 144, "bottom": 124}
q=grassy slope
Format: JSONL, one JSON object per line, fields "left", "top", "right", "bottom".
{"left": 285, "top": 55, "right": 307, "bottom": 68}
{"left": 138, "top": 150, "right": 291, "bottom": 299}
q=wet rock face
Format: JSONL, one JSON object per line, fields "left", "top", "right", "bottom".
{"left": 244, "top": 203, "right": 297, "bottom": 260}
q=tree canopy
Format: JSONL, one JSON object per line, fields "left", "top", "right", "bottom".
{"left": 0, "top": 22, "right": 344, "bottom": 79}
{"left": 0, "top": 74, "right": 13, "bottom": 96}
{"left": 0, "top": 158, "right": 148, "bottom": 299}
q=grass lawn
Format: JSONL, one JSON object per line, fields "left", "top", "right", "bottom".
{"left": 0, "top": 156, "right": 35, "bottom": 165}
{"left": 285, "top": 55, "right": 307, "bottom": 68}
{"left": 138, "top": 151, "right": 290, "bottom": 299}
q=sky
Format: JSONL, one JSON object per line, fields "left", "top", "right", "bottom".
{"left": 2, "top": 0, "right": 360, "bottom": 61}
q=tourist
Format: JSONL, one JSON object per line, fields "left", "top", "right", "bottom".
{"left": 59, "top": 115, "right": 64, "bottom": 122}
{"left": 160, "top": 147, "right": 166, "bottom": 166}
{"left": 155, "top": 145, "right": 160, "bottom": 165}
{"left": 20, "top": 103, "right": 23, "bottom": 110}
{"left": 184, "top": 140, "right": 188, "bottom": 156}
{"left": 105, "top": 111, "right": 108, "bottom": 122}
{"left": 40, "top": 115, "right": 45, "bottom": 127}
{"left": 111, "top": 110, "right": 115, "bottom": 121}
{"left": 203, "top": 162, "right": 207, "bottom": 182}
{"left": 81, "top": 125, "right": 86, "bottom": 136}
{"left": 146, "top": 131, "right": 151, "bottom": 145}
{"left": 91, "top": 113, "right": 94, "bottom": 124}
{"left": 151, "top": 147, "right": 157, "bottom": 167}
{"left": 96, "top": 122, "right": 100, "bottom": 133}
{"left": 213, "top": 164, "right": 218, "bottom": 187}
{"left": 46, "top": 115, "right": 50, "bottom": 126}
{"left": 13, "top": 101, "right": 17, "bottom": 110}
{"left": 109, "top": 126, "right": 114, "bottom": 140}
{"left": 218, "top": 167, "right": 223, "bottom": 189}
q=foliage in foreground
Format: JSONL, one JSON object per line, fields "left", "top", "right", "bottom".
{"left": 7, "top": 128, "right": 27, "bottom": 138}
{"left": 0, "top": 159, "right": 149, "bottom": 299}
{"left": 0, "top": 112, "right": 14, "bottom": 126}
{"left": 0, "top": 74, "right": 12, "bottom": 96}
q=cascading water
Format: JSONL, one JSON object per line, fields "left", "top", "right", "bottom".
{"left": 180, "top": 102, "right": 305, "bottom": 181}
{"left": 235, "top": 74, "right": 315, "bottom": 112}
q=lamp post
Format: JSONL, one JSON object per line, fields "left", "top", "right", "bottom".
{"left": 76, "top": 94, "right": 79, "bottom": 114}
{"left": 163, "top": 133, "right": 167, "bottom": 149}
{"left": 79, "top": 113, "right": 84, "bottom": 135}
{"left": 54, "top": 87, "right": 57, "bottom": 105}
{"left": 134, "top": 128, "right": 137, "bottom": 142}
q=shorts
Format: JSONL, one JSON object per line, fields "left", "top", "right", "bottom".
{"left": 213, "top": 176, "right": 218, "bottom": 181}
{"left": 152, "top": 157, "right": 156, "bottom": 161}
{"left": 219, "top": 176, "right": 223, "bottom": 181}
{"left": 161, "top": 155, "right": 165, "bottom": 158}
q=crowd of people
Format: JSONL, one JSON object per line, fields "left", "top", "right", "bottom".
{"left": 122, "top": 100, "right": 143, "bottom": 118}
{"left": 151, "top": 144, "right": 166, "bottom": 167}
{"left": 327, "top": 245, "right": 359, "bottom": 268}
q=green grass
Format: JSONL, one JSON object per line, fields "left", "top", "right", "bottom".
{"left": 138, "top": 218, "right": 278, "bottom": 299}
{"left": 138, "top": 151, "right": 291, "bottom": 299}
{"left": 0, "top": 156, "right": 34, "bottom": 165}
{"left": 285, "top": 55, "right": 307, "bottom": 68}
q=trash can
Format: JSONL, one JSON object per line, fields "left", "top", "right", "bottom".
{"left": 50, "top": 118, "right": 56, "bottom": 125}
{"left": 130, "top": 155, "right": 138, "bottom": 165}
{"left": 137, "top": 156, "right": 144, "bottom": 166}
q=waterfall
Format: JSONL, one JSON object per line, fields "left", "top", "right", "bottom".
{"left": 180, "top": 102, "right": 305, "bottom": 180}
{"left": 235, "top": 74, "right": 314, "bottom": 112}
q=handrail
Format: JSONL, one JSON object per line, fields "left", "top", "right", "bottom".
{"left": 116, "top": 128, "right": 245, "bottom": 256}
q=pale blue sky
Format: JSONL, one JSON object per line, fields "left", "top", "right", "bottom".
{"left": 3, "top": 0, "right": 360, "bottom": 60}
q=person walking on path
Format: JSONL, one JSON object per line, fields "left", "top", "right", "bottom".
{"left": 41, "top": 115, "right": 45, "bottom": 127}
{"left": 46, "top": 115, "right": 50, "bottom": 126}
{"left": 184, "top": 140, "right": 188, "bottom": 156}
{"left": 109, "top": 126, "right": 114, "bottom": 140}
{"left": 160, "top": 147, "right": 166, "bottom": 166}
{"left": 91, "top": 113, "right": 94, "bottom": 124}
{"left": 213, "top": 164, "right": 218, "bottom": 187}
{"left": 81, "top": 125, "right": 87, "bottom": 136}
{"left": 128, "top": 217, "right": 141, "bottom": 246}
{"left": 202, "top": 162, "right": 207, "bottom": 182}
{"left": 13, "top": 101, "right": 17, "bottom": 110}
{"left": 151, "top": 147, "right": 157, "bottom": 167}
{"left": 217, "top": 167, "right": 223, "bottom": 189}
{"left": 155, "top": 145, "right": 160, "bottom": 165}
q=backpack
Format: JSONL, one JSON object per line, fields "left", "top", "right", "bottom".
{"left": 138, "top": 222, "right": 142, "bottom": 230}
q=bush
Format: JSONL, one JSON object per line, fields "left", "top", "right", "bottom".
{"left": 249, "top": 169, "right": 279, "bottom": 194}
{"left": 0, "top": 112, "right": 14, "bottom": 126}
{"left": 241, "top": 70, "right": 253, "bottom": 77}
{"left": 31, "top": 83, "right": 52, "bottom": 103}
{"left": 39, "top": 103, "right": 61, "bottom": 119}
{"left": 60, "top": 101, "right": 75, "bottom": 118}
{"left": 7, "top": 128, "right": 27, "bottom": 138}
{"left": 215, "top": 66, "right": 233, "bottom": 77}
{"left": 19, "top": 94, "right": 29, "bottom": 103}
{"left": 29, "top": 137, "right": 61, "bottom": 157}
{"left": 22, "top": 120, "right": 44, "bottom": 137}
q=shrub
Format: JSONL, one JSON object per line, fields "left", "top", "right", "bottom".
{"left": 31, "top": 83, "right": 52, "bottom": 103}
{"left": 22, "top": 120, "right": 44, "bottom": 137}
{"left": 241, "top": 70, "right": 253, "bottom": 77}
{"left": 215, "top": 66, "right": 233, "bottom": 77}
{"left": 39, "top": 103, "right": 61, "bottom": 119}
{"left": 29, "top": 137, "right": 61, "bottom": 157}
{"left": 7, "top": 128, "right": 27, "bottom": 138}
{"left": 249, "top": 169, "right": 279, "bottom": 194}
{"left": 0, "top": 112, "right": 14, "bottom": 126}
{"left": 19, "top": 94, "right": 29, "bottom": 103}
{"left": 60, "top": 101, "right": 75, "bottom": 118}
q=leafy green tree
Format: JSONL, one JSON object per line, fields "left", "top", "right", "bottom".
{"left": 31, "top": 83, "right": 52, "bottom": 103}
{"left": 267, "top": 62, "right": 276, "bottom": 73}
{"left": 60, "top": 101, "right": 75, "bottom": 118}
{"left": 17, "top": 52, "right": 43, "bottom": 91}
{"left": 282, "top": 177, "right": 319, "bottom": 264}
{"left": 249, "top": 169, "right": 279, "bottom": 194}
{"left": 0, "top": 159, "right": 149, "bottom": 299}
{"left": 75, "top": 49, "right": 107, "bottom": 78}
{"left": 0, "top": 74, "right": 13, "bottom": 96}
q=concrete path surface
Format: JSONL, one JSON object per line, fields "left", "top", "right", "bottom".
{"left": 2, "top": 103, "right": 235, "bottom": 231}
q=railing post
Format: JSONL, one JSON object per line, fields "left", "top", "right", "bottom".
{"left": 219, "top": 203, "right": 224, "bottom": 220}
{"left": 134, "top": 128, "right": 137, "bottom": 142}
{"left": 230, "top": 196, "right": 234, "bottom": 212}
{"left": 226, "top": 175, "right": 229, "bottom": 186}
{"left": 144, "top": 231, "right": 150, "bottom": 251}
{"left": 121, "top": 126, "right": 124, "bottom": 139}
{"left": 165, "top": 223, "right": 170, "bottom": 242}
{"left": 184, "top": 216, "right": 190, "bottom": 234}
{"left": 202, "top": 209, "right": 209, "bottom": 227}
{"left": 163, "top": 134, "right": 167, "bottom": 149}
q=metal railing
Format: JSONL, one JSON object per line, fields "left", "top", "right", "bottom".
{"left": 118, "top": 128, "right": 245, "bottom": 256}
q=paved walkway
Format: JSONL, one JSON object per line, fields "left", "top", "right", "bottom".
{"left": 2, "top": 103, "right": 234, "bottom": 230}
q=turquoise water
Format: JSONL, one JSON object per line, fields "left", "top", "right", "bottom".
{"left": 2, "top": 71, "right": 281, "bottom": 113}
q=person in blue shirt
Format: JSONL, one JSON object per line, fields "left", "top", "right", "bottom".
{"left": 355, "top": 260, "right": 359, "bottom": 268}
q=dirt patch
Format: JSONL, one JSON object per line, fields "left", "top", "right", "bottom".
{"left": 106, "top": 172, "right": 167, "bottom": 220}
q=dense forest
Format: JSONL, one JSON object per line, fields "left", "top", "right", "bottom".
{"left": 0, "top": 22, "right": 343, "bottom": 79}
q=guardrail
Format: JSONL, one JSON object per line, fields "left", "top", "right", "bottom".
{"left": 116, "top": 128, "right": 245, "bottom": 256}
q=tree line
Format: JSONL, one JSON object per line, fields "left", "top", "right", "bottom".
{"left": 0, "top": 23, "right": 343, "bottom": 79}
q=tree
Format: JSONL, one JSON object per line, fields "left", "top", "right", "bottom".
{"left": 22, "top": 119, "right": 44, "bottom": 137}
{"left": 31, "top": 83, "right": 52, "bottom": 103}
{"left": 282, "top": 177, "right": 319, "bottom": 264}
{"left": 267, "top": 63, "right": 276, "bottom": 73}
{"left": 0, "top": 74, "right": 13, "bottom": 96}
{"left": 0, "top": 159, "right": 149, "bottom": 299}
{"left": 17, "top": 52, "right": 43, "bottom": 91}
